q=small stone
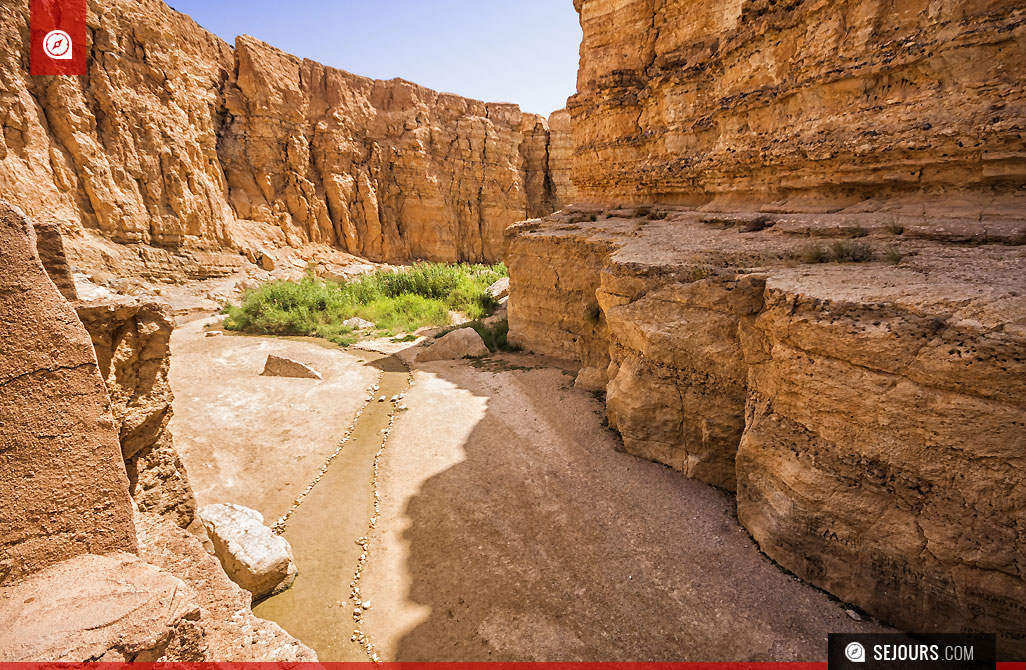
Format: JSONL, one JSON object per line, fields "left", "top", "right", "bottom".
{"left": 205, "top": 330, "right": 223, "bottom": 337}
{"left": 361, "top": 600, "right": 371, "bottom": 609}
{"left": 261, "top": 354, "right": 322, "bottom": 380}
{"left": 846, "top": 609, "right": 863, "bottom": 621}
{"left": 343, "top": 316, "right": 375, "bottom": 330}
{"left": 378, "top": 395, "right": 386, "bottom": 402}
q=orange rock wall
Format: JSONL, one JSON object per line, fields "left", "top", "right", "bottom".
{"left": 0, "top": 0, "right": 569, "bottom": 268}
{"left": 569, "top": 0, "right": 1026, "bottom": 216}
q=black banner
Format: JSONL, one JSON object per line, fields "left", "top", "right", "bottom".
{"left": 829, "top": 633, "right": 997, "bottom": 670}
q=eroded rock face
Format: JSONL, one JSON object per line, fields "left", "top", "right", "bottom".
{"left": 0, "top": 0, "right": 569, "bottom": 274}
{"left": 506, "top": 210, "right": 1026, "bottom": 655}
{"left": 0, "top": 201, "right": 137, "bottom": 584}
{"left": 570, "top": 0, "right": 1026, "bottom": 218}
{"left": 75, "top": 298, "right": 196, "bottom": 527}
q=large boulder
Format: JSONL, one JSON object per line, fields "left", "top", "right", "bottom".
{"left": 418, "top": 327, "right": 490, "bottom": 362}
{"left": 199, "top": 503, "right": 297, "bottom": 601}
{"left": 486, "top": 276, "right": 510, "bottom": 300}
{"left": 0, "top": 553, "right": 201, "bottom": 661}
{"left": 261, "top": 354, "right": 322, "bottom": 380}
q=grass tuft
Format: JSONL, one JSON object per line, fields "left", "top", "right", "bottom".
{"left": 831, "top": 240, "right": 875, "bottom": 262}
{"left": 223, "top": 262, "right": 508, "bottom": 345}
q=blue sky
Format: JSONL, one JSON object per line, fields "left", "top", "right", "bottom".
{"left": 167, "top": 0, "right": 582, "bottom": 116}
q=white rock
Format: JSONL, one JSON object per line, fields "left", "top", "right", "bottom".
{"left": 417, "top": 327, "right": 490, "bottom": 362}
{"left": 261, "top": 354, "right": 322, "bottom": 380}
{"left": 205, "top": 330, "right": 223, "bottom": 338}
{"left": 485, "top": 277, "right": 510, "bottom": 300}
{"left": 378, "top": 396, "right": 386, "bottom": 402}
{"left": 198, "top": 503, "right": 297, "bottom": 601}
{"left": 343, "top": 316, "right": 375, "bottom": 330}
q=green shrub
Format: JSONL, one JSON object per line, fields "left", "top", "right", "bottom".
{"left": 223, "top": 262, "right": 508, "bottom": 345}
{"left": 799, "top": 243, "right": 829, "bottom": 263}
{"left": 882, "top": 245, "right": 904, "bottom": 265}
{"left": 831, "top": 240, "right": 875, "bottom": 262}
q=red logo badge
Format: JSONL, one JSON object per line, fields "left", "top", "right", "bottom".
{"left": 30, "top": 0, "right": 87, "bottom": 75}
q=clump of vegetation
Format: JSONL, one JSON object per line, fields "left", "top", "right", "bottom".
{"left": 683, "top": 265, "right": 711, "bottom": 281}
{"left": 831, "top": 240, "right": 875, "bottom": 262}
{"left": 798, "top": 240, "right": 876, "bottom": 264}
{"left": 223, "top": 262, "right": 508, "bottom": 346}
{"left": 799, "top": 243, "right": 830, "bottom": 263}
{"left": 567, "top": 212, "right": 599, "bottom": 223}
{"left": 885, "top": 217, "right": 905, "bottom": 236}
{"left": 882, "top": 245, "right": 904, "bottom": 265}
{"left": 841, "top": 225, "right": 869, "bottom": 238}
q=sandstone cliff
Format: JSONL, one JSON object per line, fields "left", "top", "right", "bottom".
{"left": 569, "top": 0, "right": 1026, "bottom": 219}
{"left": 0, "top": 0, "right": 568, "bottom": 274}
{"left": 507, "top": 208, "right": 1026, "bottom": 656}
{"left": 0, "top": 202, "right": 312, "bottom": 661}
{"left": 509, "top": 0, "right": 1026, "bottom": 656}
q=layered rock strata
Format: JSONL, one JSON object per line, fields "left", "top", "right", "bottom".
{"left": 0, "top": 0, "right": 569, "bottom": 275}
{"left": 569, "top": 0, "right": 1026, "bottom": 219}
{"left": 506, "top": 208, "right": 1026, "bottom": 656}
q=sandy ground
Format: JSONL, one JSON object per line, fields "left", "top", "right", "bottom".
{"left": 169, "top": 316, "right": 379, "bottom": 522}
{"left": 360, "top": 354, "right": 890, "bottom": 661}
{"left": 167, "top": 309, "right": 890, "bottom": 661}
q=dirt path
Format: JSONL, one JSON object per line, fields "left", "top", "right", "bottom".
{"left": 170, "top": 318, "right": 889, "bottom": 661}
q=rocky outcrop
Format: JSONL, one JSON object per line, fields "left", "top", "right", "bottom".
{"left": 0, "top": 552, "right": 203, "bottom": 661}
{"left": 0, "top": 201, "right": 137, "bottom": 583}
{"left": 547, "top": 109, "right": 576, "bottom": 205}
{"left": 569, "top": 0, "right": 1026, "bottom": 219}
{"left": 0, "top": 0, "right": 568, "bottom": 275}
{"left": 0, "top": 202, "right": 311, "bottom": 659}
{"left": 75, "top": 298, "right": 196, "bottom": 527}
{"left": 507, "top": 0, "right": 1026, "bottom": 655}
{"left": 507, "top": 209, "right": 1026, "bottom": 656}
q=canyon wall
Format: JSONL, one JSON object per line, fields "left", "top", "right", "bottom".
{"left": 510, "top": 0, "right": 1026, "bottom": 656}
{"left": 0, "top": 0, "right": 568, "bottom": 274}
{"left": 569, "top": 0, "right": 1026, "bottom": 217}
{"left": 0, "top": 202, "right": 313, "bottom": 661}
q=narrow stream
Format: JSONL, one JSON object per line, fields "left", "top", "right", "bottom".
{"left": 252, "top": 348, "right": 411, "bottom": 661}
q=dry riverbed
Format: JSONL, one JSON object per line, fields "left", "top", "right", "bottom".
{"left": 168, "top": 298, "right": 889, "bottom": 661}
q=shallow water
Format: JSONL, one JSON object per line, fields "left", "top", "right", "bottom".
{"left": 252, "top": 349, "right": 410, "bottom": 660}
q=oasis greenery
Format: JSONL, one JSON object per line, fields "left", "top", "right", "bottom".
{"left": 223, "top": 262, "right": 507, "bottom": 346}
